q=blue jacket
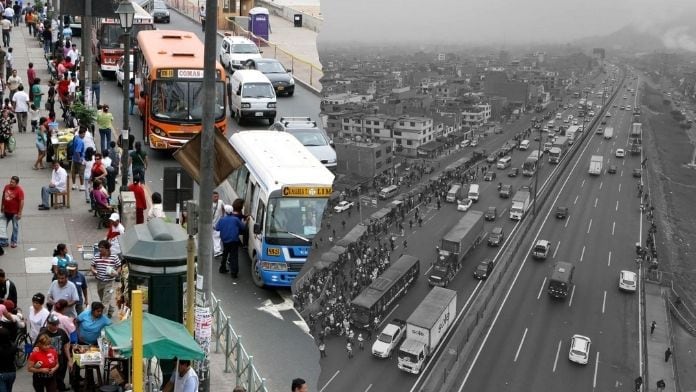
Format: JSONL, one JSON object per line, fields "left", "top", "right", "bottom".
{"left": 215, "top": 214, "right": 246, "bottom": 244}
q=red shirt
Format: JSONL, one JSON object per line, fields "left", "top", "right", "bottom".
{"left": 2, "top": 184, "right": 24, "bottom": 214}
{"left": 27, "top": 68, "right": 36, "bottom": 86}
{"left": 28, "top": 348, "right": 58, "bottom": 369}
{"left": 128, "top": 183, "right": 147, "bottom": 209}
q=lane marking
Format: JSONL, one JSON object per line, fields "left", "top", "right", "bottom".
{"left": 620, "top": 170, "right": 624, "bottom": 177}
{"left": 612, "top": 221, "right": 615, "bottom": 235}
{"left": 574, "top": 195, "right": 579, "bottom": 205}
{"left": 568, "top": 285, "right": 576, "bottom": 308}
{"left": 553, "top": 340, "right": 561, "bottom": 373}
{"left": 618, "top": 183, "right": 622, "bottom": 193}
{"left": 599, "top": 181, "right": 603, "bottom": 189}
{"left": 593, "top": 352, "right": 600, "bottom": 388}
{"left": 537, "top": 277, "right": 547, "bottom": 300}
{"left": 514, "top": 328, "right": 528, "bottom": 362}
{"left": 602, "top": 291, "right": 607, "bottom": 314}
{"left": 580, "top": 245, "right": 585, "bottom": 262}
{"left": 320, "top": 370, "right": 341, "bottom": 392}
{"left": 581, "top": 179, "right": 585, "bottom": 188}
{"left": 608, "top": 251, "right": 612, "bottom": 266}
{"left": 594, "top": 197, "right": 598, "bottom": 208}
{"left": 616, "top": 200, "right": 619, "bottom": 211}
{"left": 587, "top": 219, "right": 592, "bottom": 234}
{"left": 565, "top": 215, "right": 571, "bottom": 228}
{"left": 364, "top": 384, "right": 373, "bottom": 392}
{"left": 553, "top": 241, "right": 560, "bottom": 259}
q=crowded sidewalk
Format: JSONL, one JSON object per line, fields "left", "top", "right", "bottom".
{"left": 0, "top": 14, "right": 233, "bottom": 392}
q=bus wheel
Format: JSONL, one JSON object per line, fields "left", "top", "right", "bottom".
{"left": 251, "top": 254, "right": 265, "bottom": 288}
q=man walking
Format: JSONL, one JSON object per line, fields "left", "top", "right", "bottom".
{"left": 66, "top": 261, "right": 88, "bottom": 314}
{"left": 96, "top": 104, "right": 113, "bottom": 153}
{"left": 664, "top": 347, "right": 672, "bottom": 362}
{"left": 70, "top": 127, "right": 86, "bottom": 191}
{"left": 199, "top": 5, "right": 205, "bottom": 31}
{"left": 11, "top": 84, "right": 29, "bottom": 133}
{"left": 0, "top": 15, "right": 10, "bottom": 47}
{"left": 215, "top": 202, "right": 247, "bottom": 278}
{"left": 650, "top": 320, "right": 656, "bottom": 335}
{"left": 1, "top": 175, "right": 23, "bottom": 248}
{"left": 90, "top": 240, "right": 121, "bottom": 318}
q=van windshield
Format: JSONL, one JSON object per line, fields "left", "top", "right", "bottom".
{"left": 241, "top": 82, "right": 275, "bottom": 98}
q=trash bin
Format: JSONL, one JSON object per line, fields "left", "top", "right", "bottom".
{"left": 294, "top": 13, "right": 302, "bottom": 27}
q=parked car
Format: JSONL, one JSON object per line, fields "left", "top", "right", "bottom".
{"left": 334, "top": 201, "right": 354, "bottom": 213}
{"left": 473, "top": 258, "right": 494, "bottom": 280}
{"left": 244, "top": 58, "right": 295, "bottom": 96}
{"left": 618, "top": 270, "right": 637, "bottom": 292}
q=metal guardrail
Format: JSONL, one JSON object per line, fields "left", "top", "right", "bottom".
{"left": 210, "top": 292, "right": 269, "bottom": 392}
{"left": 168, "top": 0, "right": 323, "bottom": 92}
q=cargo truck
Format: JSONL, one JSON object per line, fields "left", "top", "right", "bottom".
{"left": 566, "top": 125, "right": 581, "bottom": 145}
{"left": 548, "top": 136, "right": 569, "bottom": 164}
{"left": 589, "top": 155, "right": 603, "bottom": 175}
{"left": 510, "top": 189, "right": 531, "bottom": 220}
{"left": 629, "top": 123, "right": 642, "bottom": 155}
{"left": 429, "top": 211, "right": 484, "bottom": 287}
{"left": 603, "top": 127, "right": 614, "bottom": 139}
{"left": 397, "top": 287, "right": 457, "bottom": 374}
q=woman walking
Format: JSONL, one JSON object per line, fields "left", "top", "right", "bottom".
{"left": 33, "top": 116, "right": 48, "bottom": 169}
{"left": 0, "top": 109, "right": 12, "bottom": 158}
{"left": 27, "top": 293, "right": 50, "bottom": 343}
{"left": 31, "top": 77, "right": 43, "bottom": 109}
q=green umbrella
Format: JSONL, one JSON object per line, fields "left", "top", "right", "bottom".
{"left": 104, "top": 312, "right": 204, "bottom": 360}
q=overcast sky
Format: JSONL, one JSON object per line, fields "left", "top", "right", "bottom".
{"left": 318, "top": 0, "right": 696, "bottom": 46}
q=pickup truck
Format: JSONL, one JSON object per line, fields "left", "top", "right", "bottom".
{"left": 372, "top": 319, "right": 406, "bottom": 358}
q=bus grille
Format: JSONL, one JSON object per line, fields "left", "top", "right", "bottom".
{"left": 287, "top": 262, "right": 304, "bottom": 272}
{"left": 170, "top": 132, "right": 198, "bottom": 139}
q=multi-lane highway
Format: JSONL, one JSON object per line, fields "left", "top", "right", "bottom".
{"left": 316, "top": 70, "right": 618, "bottom": 391}
{"left": 457, "top": 76, "right": 645, "bottom": 391}
{"left": 81, "top": 10, "right": 322, "bottom": 392}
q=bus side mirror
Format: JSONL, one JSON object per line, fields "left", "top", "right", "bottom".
{"left": 253, "top": 223, "right": 262, "bottom": 234}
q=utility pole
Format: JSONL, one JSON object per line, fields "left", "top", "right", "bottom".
{"left": 81, "top": 0, "right": 92, "bottom": 108}
{"left": 196, "top": 0, "right": 217, "bottom": 389}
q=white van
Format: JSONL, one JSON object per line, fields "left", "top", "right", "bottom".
{"left": 468, "top": 184, "right": 480, "bottom": 202}
{"left": 379, "top": 185, "right": 399, "bottom": 200}
{"left": 497, "top": 156, "right": 512, "bottom": 169}
{"left": 229, "top": 70, "right": 277, "bottom": 125}
{"left": 519, "top": 140, "right": 530, "bottom": 150}
{"left": 446, "top": 184, "right": 462, "bottom": 203}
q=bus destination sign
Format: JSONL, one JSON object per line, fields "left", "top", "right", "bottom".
{"left": 282, "top": 186, "right": 333, "bottom": 197}
{"left": 157, "top": 69, "right": 221, "bottom": 79}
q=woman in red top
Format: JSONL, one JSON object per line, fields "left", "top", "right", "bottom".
{"left": 90, "top": 153, "right": 108, "bottom": 184}
{"left": 27, "top": 334, "right": 60, "bottom": 392}
{"left": 127, "top": 174, "right": 148, "bottom": 224}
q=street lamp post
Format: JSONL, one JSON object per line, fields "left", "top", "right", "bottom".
{"left": 117, "top": 0, "right": 135, "bottom": 191}
{"left": 533, "top": 118, "right": 541, "bottom": 216}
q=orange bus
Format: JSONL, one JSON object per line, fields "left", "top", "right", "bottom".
{"left": 92, "top": 1, "right": 154, "bottom": 75}
{"left": 135, "top": 30, "right": 228, "bottom": 150}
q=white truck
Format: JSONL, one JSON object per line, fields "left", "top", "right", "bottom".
{"left": 397, "top": 287, "right": 457, "bottom": 374}
{"left": 372, "top": 319, "right": 406, "bottom": 358}
{"left": 589, "top": 155, "right": 603, "bottom": 175}
{"left": 509, "top": 189, "right": 531, "bottom": 220}
{"left": 603, "top": 126, "right": 614, "bottom": 139}
{"left": 548, "top": 136, "right": 569, "bottom": 164}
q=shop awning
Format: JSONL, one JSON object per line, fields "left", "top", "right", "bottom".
{"left": 105, "top": 313, "right": 204, "bottom": 360}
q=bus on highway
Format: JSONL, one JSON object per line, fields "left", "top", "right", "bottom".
{"left": 135, "top": 30, "right": 228, "bottom": 149}
{"left": 92, "top": 1, "right": 154, "bottom": 74}
{"left": 221, "top": 131, "right": 335, "bottom": 288}
{"left": 547, "top": 261, "right": 575, "bottom": 299}
{"left": 522, "top": 152, "right": 538, "bottom": 176}
{"left": 350, "top": 255, "right": 420, "bottom": 329}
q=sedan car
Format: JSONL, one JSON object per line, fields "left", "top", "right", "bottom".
{"left": 151, "top": 1, "right": 170, "bottom": 23}
{"left": 568, "top": 335, "right": 592, "bottom": 365}
{"left": 473, "top": 258, "right": 494, "bottom": 280}
{"left": 483, "top": 171, "right": 496, "bottom": 181}
{"left": 244, "top": 58, "right": 295, "bottom": 96}
{"left": 334, "top": 201, "right": 354, "bottom": 213}
{"left": 488, "top": 227, "right": 504, "bottom": 247}
{"left": 508, "top": 168, "right": 519, "bottom": 177}
{"left": 633, "top": 168, "right": 642, "bottom": 178}
{"left": 608, "top": 164, "right": 617, "bottom": 174}
{"left": 555, "top": 206, "right": 569, "bottom": 219}
{"left": 457, "top": 198, "right": 473, "bottom": 212}
{"left": 615, "top": 149, "right": 625, "bottom": 158}
{"left": 484, "top": 206, "right": 497, "bottom": 221}
{"left": 619, "top": 270, "right": 638, "bottom": 292}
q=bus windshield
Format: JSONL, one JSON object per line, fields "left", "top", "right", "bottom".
{"left": 151, "top": 80, "right": 225, "bottom": 122}
{"left": 100, "top": 24, "right": 153, "bottom": 49}
{"left": 351, "top": 307, "right": 370, "bottom": 326}
{"left": 265, "top": 197, "right": 327, "bottom": 244}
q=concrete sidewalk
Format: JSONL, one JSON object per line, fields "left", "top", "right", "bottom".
{"left": 1, "top": 22, "right": 234, "bottom": 392}
{"left": 644, "top": 283, "right": 677, "bottom": 392}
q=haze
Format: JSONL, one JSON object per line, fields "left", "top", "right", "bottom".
{"left": 319, "top": 0, "right": 696, "bottom": 46}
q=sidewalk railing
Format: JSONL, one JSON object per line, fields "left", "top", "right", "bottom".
{"left": 210, "top": 292, "right": 269, "bottom": 392}
{"left": 167, "top": 0, "right": 323, "bottom": 92}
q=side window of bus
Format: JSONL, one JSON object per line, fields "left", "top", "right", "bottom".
{"left": 234, "top": 167, "right": 249, "bottom": 200}
{"left": 255, "top": 201, "right": 265, "bottom": 226}
{"left": 247, "top": 183, "right": 257, "bottom": 218}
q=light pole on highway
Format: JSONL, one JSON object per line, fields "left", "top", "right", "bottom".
{"left": 533, "top": 118, "right": 541, "bottom": 216}
{"left": 116, "top": 0, "right": 135, "bottom": 191}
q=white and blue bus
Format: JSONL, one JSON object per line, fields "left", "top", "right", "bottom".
{"left": 221, "top": 131, "right": 335, "bottom": 288}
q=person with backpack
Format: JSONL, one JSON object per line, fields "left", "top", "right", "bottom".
{"left": 128, "top": 141, "right": 147, "bottom": 183}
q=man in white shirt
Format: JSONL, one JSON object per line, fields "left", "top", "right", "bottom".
{"left": 2, "top": 7, "right": 14, "bottom": 22}
{"left": 11, "top": 83, "right": 29, "bottom": 133}
{"left": 39, "top": 161, "right": 67, "bottom": 210}
{"left": 67, "top": 43, "right": 79, "bottom": 64}
{"left": 212, "top": 191, "right": 225, "bottom": 257}
{"left": 162, "top": 359, "right": 199, "bottom": 392}
{"left": 0, "top": 16, "right": 10, "bottom": 48}
{"left": 68, "top": 75, "right": 78, "bottom": 101}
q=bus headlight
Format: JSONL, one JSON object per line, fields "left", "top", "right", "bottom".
{"left": 261, "top": 262, "right": 287, "bottom": 271}
{"left": 152, "top": 127, "right": 165, "bottom": 136}
{"left": 267, "top": 102, "right": 276, "bottom": 109}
